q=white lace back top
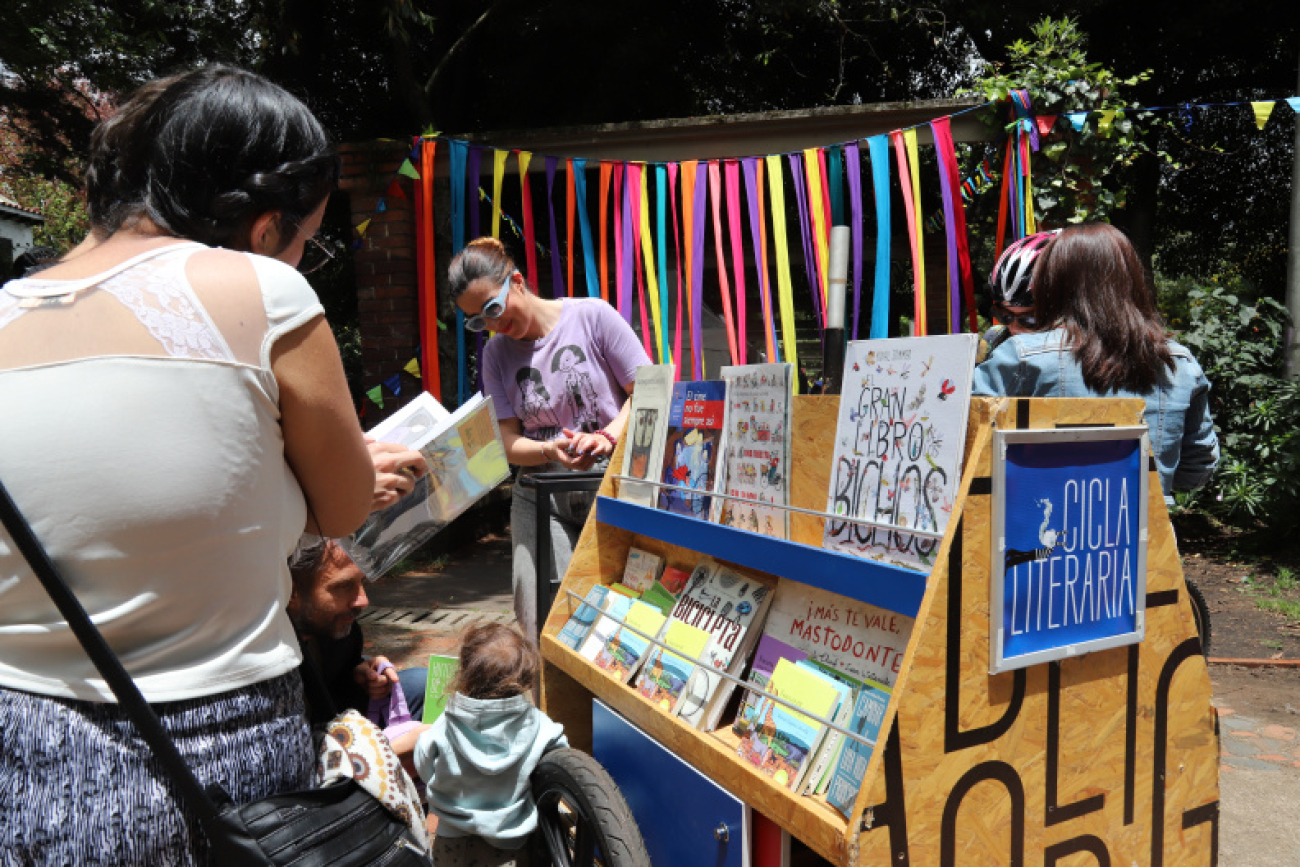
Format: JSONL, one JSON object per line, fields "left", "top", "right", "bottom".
{"left": 0, "top": 243, "right": 323, "bottom": 702}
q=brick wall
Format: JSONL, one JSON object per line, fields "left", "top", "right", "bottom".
{"left": 338, "top": 140, "right": 421, "bottom": 411}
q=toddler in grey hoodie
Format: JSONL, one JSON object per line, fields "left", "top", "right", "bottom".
{"left": 414, "top": 623, "right": 568, "bottom": 864}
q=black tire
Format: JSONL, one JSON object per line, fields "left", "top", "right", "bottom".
{"left": 530, "top": 748, "right": 651, "bottom": 867}
{"left": 1185, "top": 577, "right": 1212, "bottom": 657}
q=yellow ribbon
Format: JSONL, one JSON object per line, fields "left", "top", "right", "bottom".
{"left": 491, "top": 149, "right": 507, "bottom": 238}
{"left": 904, "top": 129, "right": 926, "bottom": 336}
{"left": 803, "top": 148, "right": 830, "bottom": 314}
{"left": 638, "top": 167, "right": 665, "bottom": 363}
{"left": 765, "top": 155, "right": 799, "bottom": 392}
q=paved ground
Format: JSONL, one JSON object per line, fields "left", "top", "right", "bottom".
{"left": 364, "top": 535, "right": 1299, "bottom": 865}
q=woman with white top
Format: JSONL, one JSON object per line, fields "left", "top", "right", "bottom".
{"left": 0, "top": 65, "right": 376, "bottom": 864}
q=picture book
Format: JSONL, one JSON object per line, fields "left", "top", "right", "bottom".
{"left": 657, "top": 380, "right": 728, "bottom": 518}
{"left": 671, "top": 559, "right": 775, "bottom": 731}
{"left": 717, "top": 363, "right": 793, "bottom": 538}
{"left": 826, "top": 681, "right": 893, "bottom": 816}
{"left": 794, "top": 661, "right": 858, "bottom": 796}
{"left": 578, "top": 593, "right": 634, "bottom": 662}
{"left": 822, "top": 334, "right": 977, "bottom": 571}
{"left": 733, "top": 634, "right": 808, "bottom": 737}
{"left": 634, "top": 619, "right": 712, "bottom": 713}
{"left": 736, "top": 658, "right": 843, "bottom": 791}
{"left": 420, "top": 654, "right": 458, "bottom": 724}
{"left": 343, "top": 392, "right": 510, "bottom": 580}
{"left": 593, "top": 600, "right": 667, "bottom": 683}
{"left": 760, "top": 579, "right": 914, "bottom": 690}
{"left": 620, "top": 547, "right": 664, "bottom": 595}
{"left": 618, "top": 364, "right": 675, "bottom": 507}
{"left": 659, "top": 566, "right": 691, "bottom": 595}
{"left": 557, "top": 585, "right": 609, "bottom": 651}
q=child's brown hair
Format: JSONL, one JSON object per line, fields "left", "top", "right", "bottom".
{"left": 452, "top": 622, "right": 538, "bottom": 700}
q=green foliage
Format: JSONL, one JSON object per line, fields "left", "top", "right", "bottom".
{"left": 0, "top": 175, "right": 89, "bottom": 253}
{"left": 1171, "top": 281, "right": 1300, "bottom": 528}
{"left": 965, "top": 16, "right": 1162, "bottom": 226}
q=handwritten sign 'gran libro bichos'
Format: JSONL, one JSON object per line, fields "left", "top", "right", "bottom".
{"left": 990, "top": 427, "right": 1151, "bottom": 674}
{"left": 822, "top": 334, "right": 977, "bottom": 572}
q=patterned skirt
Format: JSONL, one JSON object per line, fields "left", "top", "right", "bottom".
{"left": 0, "top": 671, "right": 314, "bottom": 866}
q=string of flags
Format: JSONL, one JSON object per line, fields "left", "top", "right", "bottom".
{"left": 350, "top": 93, "right": 1300, "bottom": 409}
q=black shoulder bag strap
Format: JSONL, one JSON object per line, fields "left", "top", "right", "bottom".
{"left": 0, "top": 477, "right": 271, "bottom": 864}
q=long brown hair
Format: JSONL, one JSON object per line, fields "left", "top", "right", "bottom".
{"left": 1033, "top": 223, "right": 1173, "bottom": 393}
{"left": 452, "top": 622, "right": 538, "bottom": 700}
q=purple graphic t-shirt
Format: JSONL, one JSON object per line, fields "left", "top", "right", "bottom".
{"left": 482, "top": 298, "right": 652, "bottom": 443}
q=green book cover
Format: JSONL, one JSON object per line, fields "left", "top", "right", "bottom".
{"left": 421, "top": 654, "right": 458, "bottom": 724}
{"left": 640, "top": 582, "right": 677, "bottom": 615}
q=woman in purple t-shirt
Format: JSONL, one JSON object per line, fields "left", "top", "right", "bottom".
{"left": 449, "top": 238, "right": 652, "bottom": 639}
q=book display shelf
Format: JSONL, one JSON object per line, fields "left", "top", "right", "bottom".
{"left": 539, "top": 396, "right": 1220, "bottom": 867}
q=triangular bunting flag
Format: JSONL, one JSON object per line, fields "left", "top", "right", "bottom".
{"left": 366, "top": 385, "right": 384, "bottom": 409}
{"left": 351, "top": 239, "right": 363, "bottom": 251}
{"left": 376, "top": 198, "right": 387, "bottom": 213}
{"left": 383, "top": 374, "right": 402, "bottom": 396}
{"left": 404, "top": 358, "right": 421, "bottom": 378}
{"left": 355, "top": 218, "right": 372, "bottom": 237}
{"left": 397, "top": 159, "right": 420, "bottom": 180}
{"left": 1288, "top": 97, "right": 1300, "bottom": 114}
{"left": 1095, "top": 110, "right": 1117, "bottom": 135}
{"left": 386, "top": 179, "right": 406, "bottom": 200}
{"left": 1035, "top": 115, "right": 1057, "bottom": 135}
{"left": 409, "top": 144, "right": 421, "bottom": 161}
{"left": 1066, "top": 112, "right": 1088, "bottom": 131}
{"left": 1251, "top": 101, "right": 1276, "bottom": 130}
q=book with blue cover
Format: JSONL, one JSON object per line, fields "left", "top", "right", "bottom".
{"left": 826, "top": 680, "right": 893, "bottom": 816}
{"left": 557, "top": 585, "right": 609, "bottom": 651}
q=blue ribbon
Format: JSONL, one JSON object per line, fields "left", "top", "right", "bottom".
{"left": 655, "top": 164, "right": 670, "bottom": 363}
{"left": 828, "top": 144, "right": 844, "bottom": 227}
{"left": 867, "top": 136, "right": 891, "bottom": 339}
{"left": 448, "top": 139, "right": 469, "bottom": 407}
{"left": 573, "top": 159, "right": 599, "bottom": 297}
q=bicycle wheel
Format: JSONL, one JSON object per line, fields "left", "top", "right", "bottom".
{"left": 1185, "top": 577, "right": 1212, "bottom": 657}
{"left": 531, "top": 748, "right": 650, "bottom": 867}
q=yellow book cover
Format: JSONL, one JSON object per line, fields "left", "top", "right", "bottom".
{"left": 736, "top": 658, "right": 841, "bottom": 790}
{"left": 635, "top": 620, "right": 711, "bottom": 712}
{"left": 594, "top": 600, "right": 667, "bottom": 683}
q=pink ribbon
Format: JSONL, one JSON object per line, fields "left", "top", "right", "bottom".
{"left": 707, "top": 161, "right": 739, "bottom": 365}
{"left": 724, "top": 160, "right": 748, "bottom": 363}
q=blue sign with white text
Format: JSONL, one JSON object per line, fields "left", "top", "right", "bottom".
{"left": 1000, "top": 437, "right": 1144, "bottom": 665}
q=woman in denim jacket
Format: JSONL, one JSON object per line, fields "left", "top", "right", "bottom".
{"left": 973, "top": 223, "right": 1219, "bottom": 502}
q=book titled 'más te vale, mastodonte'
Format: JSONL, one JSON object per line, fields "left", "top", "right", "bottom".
{"left": 343, "top": 391, "right": 510, "bottom": 580}
{"left": 670, "top": 558, "right": 774, "bottom": 731}
{"left": 657, "top": 381, "right": 728, "bottom": 519}
{"left": 618, "top": 364, "right": 675, "bottom": 507}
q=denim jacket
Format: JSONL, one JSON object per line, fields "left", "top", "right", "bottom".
{"left": 972, "top": 328, "right": 1219, "bottom": 497}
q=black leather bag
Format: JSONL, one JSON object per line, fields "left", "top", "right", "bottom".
{"left": 0, "top": 479, "right": 433, "bottom": 867}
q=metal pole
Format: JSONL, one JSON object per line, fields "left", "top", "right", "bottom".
{"left": 1287, "top": 51, "right": 1300, "bottom": 378}
{"left": 823, "top": 226, "right": 850, "bottom": 395}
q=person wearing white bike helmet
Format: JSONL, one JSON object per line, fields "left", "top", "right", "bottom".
{"left": 978, "top": 230, "right": 1059, "bottom": 360}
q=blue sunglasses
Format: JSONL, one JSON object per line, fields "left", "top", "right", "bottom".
{"left": 465, "top": 273, "right": 514, "bottom": 332}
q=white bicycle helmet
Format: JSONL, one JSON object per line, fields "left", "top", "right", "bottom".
{"left": 988, "top": 230, "right": 1059, "bottom": 307}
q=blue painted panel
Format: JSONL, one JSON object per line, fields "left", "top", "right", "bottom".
{"left": 592, "top": 700, "right": 746, "bottom": 867}
{"left": 595, "top": 496, "right": 926, "bottom": 617}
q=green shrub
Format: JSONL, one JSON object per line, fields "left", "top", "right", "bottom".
{"left": 1172, "top": 283, "right": 1300, "bottom": 527}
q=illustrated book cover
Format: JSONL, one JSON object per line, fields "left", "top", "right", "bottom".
{"left": 343, "top": 391, "right": 509, "bottom": 579}
{"left": 634, "top": 619, "right": 712, "bottom": 713}
{"left": 735, "top": 657, "right": 843, "bottom": 791}
{"left": 822, "top": 334, "right": 977, "bottom": 571}
{"left": 420, "top": 654, "right": 459, "bottom": 725}
{"left": 717, "top": 363, "right": 793, "bottom": 538}
{"left": 670, "top": 559, "right": 775, "bottom": 731}
{"left": 593, "top": 600, "right": 667, "bottom": 683}
{"left": 760, "top": 579, "right": 914, "bottom": 690}
{"left": 557, "top": 585, "right": 610, "bottom": 651}
{"left": 620, "top": 547, "right": 664, "bottom": 595}
{"left": 733, "top": 634, "right": 808, "bottom": 737}
{"left": 826, "top": 680, "right": 893, "bottom": 816}
{"left": 618, "top": 364, "right": 675, "bottom": 507}
{"left": 578, "top": 593, "right": 634, "bottom": 662}
{"left": 657, "top": 380, "right": 728, "bottom": 518}
{"left": 795, "top": 660, "right": 859, "bottom": 796}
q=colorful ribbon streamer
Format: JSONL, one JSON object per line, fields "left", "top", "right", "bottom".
{"left": 413, "top": 140, "right": 441, "bottom": 399}
{"left": 845, "top": 142, "right": 864, "bottom": 340}
{"left": 689, "top": 163, "right": 709, "bottom": 381}
{"left": 742, "top": 158, "right": 777, "bottom": 363}
{"left": 867, "top": 136, "right": 891, "bottom": 339}
{"left": 448, "top": 140, "right": 468, "bottom": 406}
{"left": 724, "top": 160, "right": 748, "bottom": 363}
{"left": 491, "top": 149, "right": 506, "bottom": 239}
{"left": 930, "top": 117, "right": 978, "bottom": 333}
{"left": 517, "top": 151, "right": 540, "bottom": 290}
{"left": 573, "top": 159, "right": 599, "bottom": 298}
{"left": 545, "top": 157, "right": 564, "bottom": 298}
{"left": 765, "top": 155, "right": 800, "bottom": 387}
{"left": 708, "top": 161, "right": 739, "bottom": 365}
{"left": 565, "top": 159, "right": 577, "bottom": 297}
